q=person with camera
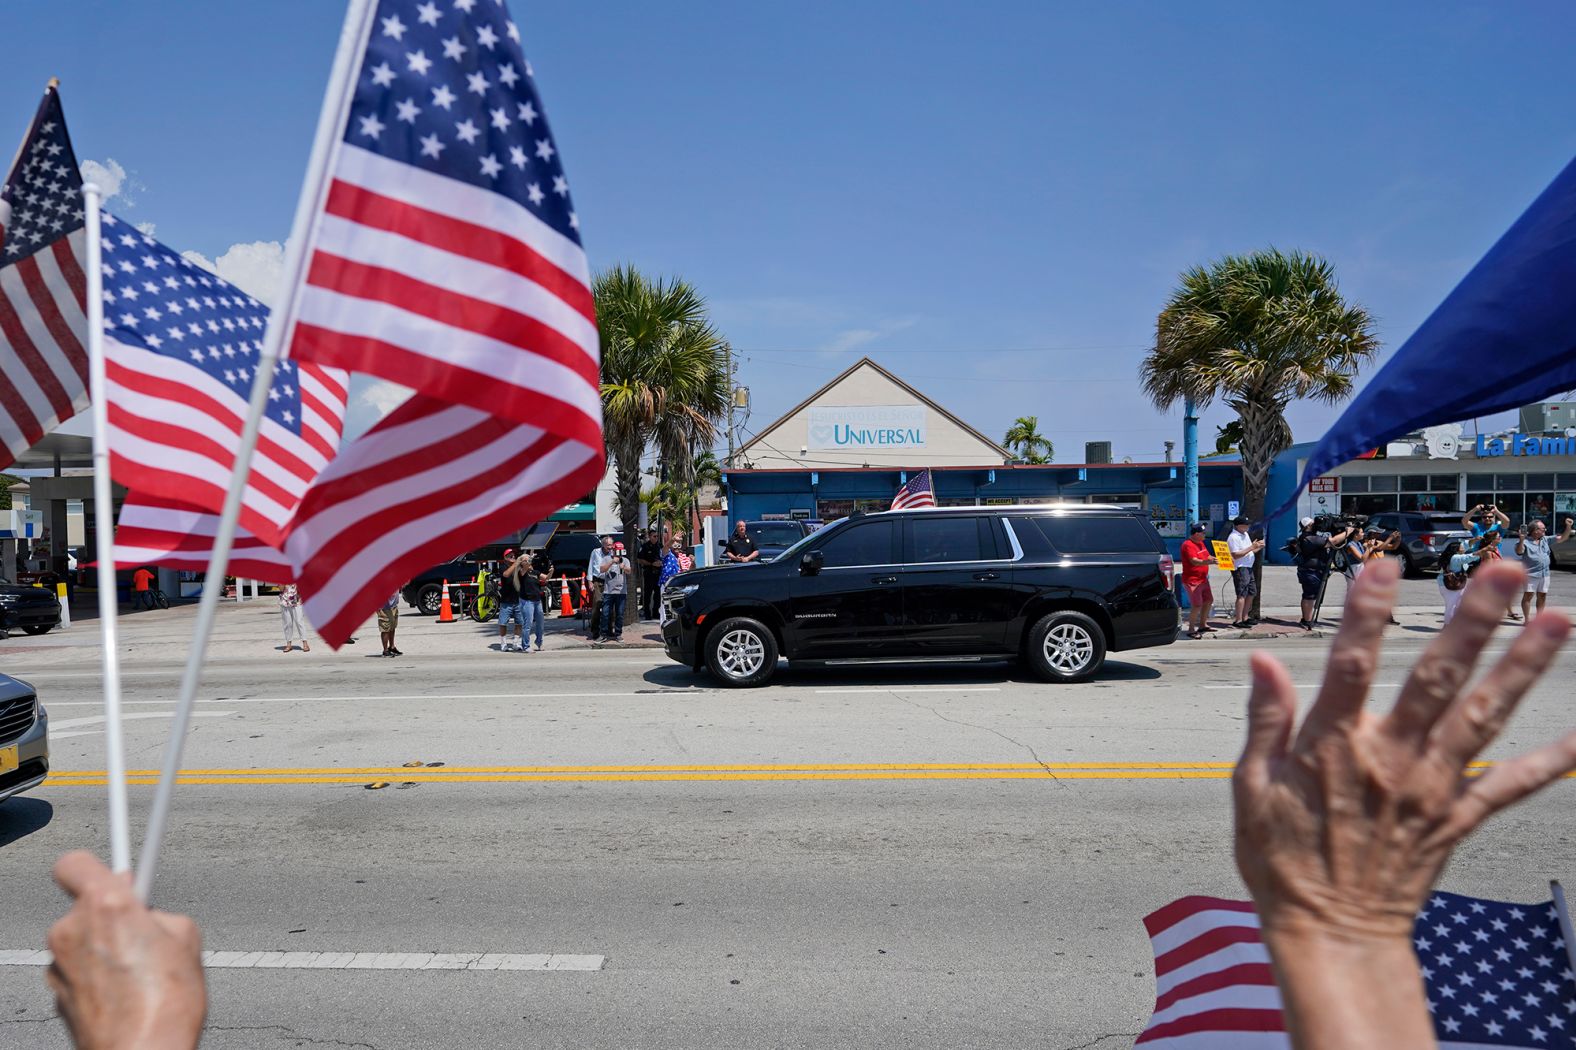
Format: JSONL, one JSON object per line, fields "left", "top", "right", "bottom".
{"left": 1225, "top": 516, "right": 1264, "bottom": 629}
{"left": 1463, "top": 503, "right": 1515, "bottom": 619}
{"left": 1293, "top": 515, "right": 1355, "bottom": 630}
{"left": 495, "top": 548, "right": 531, "bottom": 652}
{"left": 599, "top": 541, "right": 630, "bottom": 642}
{"left": 1514, "top": 517, "right": 1575, "bottom": 622}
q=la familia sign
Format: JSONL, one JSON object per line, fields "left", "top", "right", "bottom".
{"left": 1475, "top": 434, "right": 1576, "bottom": 457}
{"left": 807, "top": 405, "right": 927, "bottom": 449}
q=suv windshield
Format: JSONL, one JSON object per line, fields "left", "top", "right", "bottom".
{"left": 1423, "top": 514, "right": 1467, "bottom": 529}
{"left": 747, "top": 523, "right": 806, "bottom": 546}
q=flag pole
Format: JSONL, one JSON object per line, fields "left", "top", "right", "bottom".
{"left": 1551, "top": 881, "right": 1576, "bottom": 990}
{"left": 80, "top": 180, "right": 132, "bottom": 874}
{"left": 133, "top": 0, "right": 378, "bottom": 900}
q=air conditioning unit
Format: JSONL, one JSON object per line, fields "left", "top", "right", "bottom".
{"left": 1085, "top": 441, "right": 1112, "bottom": 464}
{"left": 1520, "top": 403, "right": 1576, "bottom": 434}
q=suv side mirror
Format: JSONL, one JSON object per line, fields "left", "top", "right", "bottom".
{"left": 800, "top": 550, "right": 824, "bottom": 576}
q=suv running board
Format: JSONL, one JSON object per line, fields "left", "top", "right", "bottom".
{"left": 821, "top": 656, "right": 987, "bottom": 666}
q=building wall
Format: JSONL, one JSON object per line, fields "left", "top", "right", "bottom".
{"left": 740, "top": 364, "right": 1007, "bottom": 469}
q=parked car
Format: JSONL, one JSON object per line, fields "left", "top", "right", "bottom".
{"left": 0, "top": 672, "right": 49, "bottom": 803}
{"left": 1553, "top": 526, "right": 1576, "bottom": 571}
{"left": 731, "top": 520, "right": 815, "bottom": 562}
{"left": 401, "top": 559, "right": 483, "bottom": 615}
{"left": 1363, "top": 511, "right": 1474, "bottom": 574}
{"left": 0, "top": 580, "right": 62, "bottom": 637}
{"left": 662, "top": 505, "right": 1178, "bottom": 687}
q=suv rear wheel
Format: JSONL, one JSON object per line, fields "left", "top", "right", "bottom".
{"left": 416, "top": 584, "right": 443, "bottom": 615}
{"left": 704, "top": 616, "right": 778, "bottom": 688}
{"left": 1026, "top": 610, "right": 1106, "bottom": 682}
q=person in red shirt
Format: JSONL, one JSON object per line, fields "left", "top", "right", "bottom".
{"left": 131, "top": 567, "right": 156, "bottom": 612}
{"left": 1179, "top": 522, "right": 1215, "bottom": 639}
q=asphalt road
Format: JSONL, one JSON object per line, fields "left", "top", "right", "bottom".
{"left": 2, "top": 600, "right": 1575, "bottom": 1049}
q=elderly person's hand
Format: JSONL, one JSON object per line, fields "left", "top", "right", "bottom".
{"left": 1233, "top": 559, "right": 1575, "bottom": 1049}
{"left": 46, "top": 851, "right": 206, "bottom": 1050}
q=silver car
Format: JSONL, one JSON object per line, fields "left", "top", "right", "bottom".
{"left": 0, "top": 673, "right": 49, "bottom": 803}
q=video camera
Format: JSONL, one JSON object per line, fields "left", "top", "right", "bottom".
{"left": 1281, "top": 513, "right": 1370, "bottom": 558}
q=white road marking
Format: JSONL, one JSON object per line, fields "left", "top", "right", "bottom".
{"left": 49, "top": 711, "right": 232, "bottom": 739}
{"left": 0, "top": 949, "right": 603, "bottom": 971}
{"left": 813, "top": 687, "right": 1002, "bottom": 694}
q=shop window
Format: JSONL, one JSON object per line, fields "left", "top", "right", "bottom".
{"left": 1341, "top": 476, "right": 1370, "bottom": 493}
{"left": 1494, "top": 493, "right": 1524, "bottom": 522}
{"left": 816, "top": 499, "right": 854, "bottom": 521}
{"left": 1399, "top": 475, "right": 1430, "bottom": 492}
{"left": 1344, "top": 494, "right": 1398, "bottom": 516}
{"left": 1558, "top": 474, "right": 1576, "bottom": 490}
{"left": 1400, "top": 493, "right": 1450, "bottom": 513}
{"left": 1465, "top": 493, "right": 1495, "bottom": 516}
{"left": 1368, "top": 475, "right": 1398, "bottom": 491}
{"left": 1429, "top": 475, "right": 1458, "bottom": 492}
{"left": 1525, "top": 494, "right": 1555, "bottom": 522}
{"left": 1525, "top": 474, "right": 1556, "bottom": 489}
{"left": 1495, "top": 474, "right": 1525, "bottom": 491}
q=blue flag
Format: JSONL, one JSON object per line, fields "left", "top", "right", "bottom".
{"left": 1289, "top": 153, "right": 1576, "bottom": 509}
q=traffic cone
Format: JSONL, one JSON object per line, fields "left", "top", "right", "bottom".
{"left": 438, "top": 579, "right": 454, "bottom": 623}
{"left": 579, "top": 576, "right": 590, "bottom": 609}
{"left": 559, "top": 576, "right": 574, "bottom": 618}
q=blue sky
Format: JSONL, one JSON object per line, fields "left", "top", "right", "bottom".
{"left": 7, "top": 1, "right": 1576, "bottom": 457}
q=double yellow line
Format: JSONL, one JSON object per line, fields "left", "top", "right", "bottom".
{"left": 46, "top": 762, "right": 1241, "bottom": 786}
{"left": 43, "top": 761, "right": 1549, "bottom": 787}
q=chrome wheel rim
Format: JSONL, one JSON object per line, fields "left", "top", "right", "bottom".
{"left": 1043, "top": 623, "right": 1094, "bottom": 675}
{"left": 717, "top": 629, "right": 766, "bottom": 679}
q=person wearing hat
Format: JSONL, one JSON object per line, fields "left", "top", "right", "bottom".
{"left": 599, "top": 541, "right": 629, "bottom": 641}
{"left": 1179, "top": 522, "right": 1215, "bottom": 639}
{"left": 495, "top": 548, "right": 529, "bottom": 652}
{"left": 1225, "top": 516, "right": 1265, "bottom": 629}
{"left": 1294, "top": 516, "right": 1355, "bottom": 629}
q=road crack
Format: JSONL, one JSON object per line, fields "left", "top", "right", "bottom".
{"left": 205, "top": 1024, "right": 380, "bottom": 1049}
{"left": 894, "top": 695, "right": 1063, "bottom": 785}
{"left": 1056, "top": 1032, "right": 1139, "bottom": 1050}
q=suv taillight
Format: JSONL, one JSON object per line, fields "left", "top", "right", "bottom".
{"left": 1419, "top": 533, "right": 1434, "bottom": 548}
{"left": 1158, "top": 554, "right": 1174, "bottom": 589}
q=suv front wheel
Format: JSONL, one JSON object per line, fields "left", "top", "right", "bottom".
{"left": 1026, "top": 611, "right": 1106, "bottom": 682}
{"left": 704, "top": 616, "right": 779, "bottom": 688}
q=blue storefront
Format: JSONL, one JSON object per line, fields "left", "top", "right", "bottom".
{"left": 724, "top": 461, "right": 1247, "bottom": 557}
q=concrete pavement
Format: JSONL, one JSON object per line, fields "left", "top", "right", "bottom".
{"left": 2, "top": 597, "right": 1575, "bottom": 1048}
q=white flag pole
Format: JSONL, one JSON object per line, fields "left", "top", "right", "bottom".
{"left": 80, "top": 180, "right": 132, "bottom": 874}
{"left": 1551, "top": 881, "right": 1576, "bottom": 987}
{"left": 133, "top": 0, "right": 378, "bottom": 900}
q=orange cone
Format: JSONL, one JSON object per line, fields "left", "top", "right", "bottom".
{"left": 579, "top": 575, "right": 589, "bottom": 608}
{"left": 559, "top": 576, "right": 574, "bottom": 618}
{"left": 438, "top": 579, "right": 454, "bottom": 623}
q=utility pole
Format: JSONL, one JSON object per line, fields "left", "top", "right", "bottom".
{"left": 1183, "top": 398, "right": 1200, "bottom": 525}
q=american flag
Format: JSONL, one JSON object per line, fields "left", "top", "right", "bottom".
{"left": 0, "top": 84, "right": 90, "bottom": 470}
{"left": 114, "top": 491, "right": 292, "bottom": 581}
{"left": 891, "top": 467, "right": 935, "bottom": 510}
{"left": 1138, "top": 893, "right": 1576, "bottom": 1048}
{"left": 99, "top": 212, "right": 349, "bottom": 550}
{"left": 281, "top": 0, "right": 603, "bottom": 645}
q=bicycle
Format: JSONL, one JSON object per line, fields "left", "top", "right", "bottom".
{"left": 466, "top": 570, "right": 498, "bottom": 623}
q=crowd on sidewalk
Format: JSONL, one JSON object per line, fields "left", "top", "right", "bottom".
{"left": 1177, "top": 506, "right": 1574, "bottom": 637}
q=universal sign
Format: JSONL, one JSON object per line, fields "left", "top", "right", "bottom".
{"left": 807, "top": 406, "right": 927, "bottom": 449}
{"left": 1475, "top": 434, "right": 1576, "bottom": 457}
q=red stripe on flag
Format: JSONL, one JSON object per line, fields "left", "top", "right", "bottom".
{"left": 1152, "top": 962, "right": 1276, "bottom": 1014}
{"left": 1135, "top": 1007, "right": 1286, "bottom": 1042}
{"left": 19, "top": 252, "right": 88, "bottom": 386}
{"left": 50, "top": 237, "right": 88, "bottom": 310}
{"left": 1153, "top": 925, "right": 1263, "bottom": 978}
{"left": 304, "top": 250, "right": 600, "bottom": 388}
{"left": 105, "top": 360, "right": 322, "bottom": 484}
{"left": 321, "top": 179, "right": 595, "bottom": 323}
{"left": 289, "top": 323, "right": 603, "bottom": 451}
{"left": 0, "top": 265, "right": 74, "bottom": 421}
{"left": 0, "top": 295, "right": 49, "bottom": 459}
{"left": 301, "top": 361, "right": 349, "bottom": 406}
{"left": 1143, "top": 897, "right": 1258, "bottom": 938}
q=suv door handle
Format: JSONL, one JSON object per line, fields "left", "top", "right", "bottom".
{"left": 972, "top": 571, "right": 1000, "bottom": 581}
{"left": 871, "top": 575, "right": 898, "bottom": 585}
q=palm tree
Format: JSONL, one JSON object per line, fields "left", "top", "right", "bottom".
{"left": 596, "top": 266, "right": 730, "bottom": 565}
{"left": 1141, "top": 248, "right": 1378, "bottom": 609}
{"left": 1213, "top": 420, "right": 1243, "bottom": 456}
{"left": 1003, "top": 416, "right": 1053, "bottom": 464}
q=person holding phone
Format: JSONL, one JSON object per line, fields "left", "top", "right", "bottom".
{"left": 1514, "top": 517, "right": 1575, "bottom": 622}
{"left": 599, "top": 541, "right": 629, "bottom": 642}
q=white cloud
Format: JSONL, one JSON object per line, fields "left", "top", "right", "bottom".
{"left": 344, "top": 376, "right": 413, "bottom": 441}
{"left": 134, "top": 221, "right": 156, "bottom": 237}
{"left": 180, "top": 240, "right": 287, "bottom": 306}
{"left": 817, "top": 316, "right": 920, "bottom": 358}
{"left": 79, "top": 158, "right": 137, "bottom": 207}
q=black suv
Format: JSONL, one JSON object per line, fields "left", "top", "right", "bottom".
{"left": 661, "top": 506, "right": 1178, "bottom": 687}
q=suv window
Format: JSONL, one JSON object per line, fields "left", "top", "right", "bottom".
{"left": 909, "top": 517, "right": 989, "bottom": 563}
{"left": 1369, "top": 514, "right": 1395, "bottom": 530}
{"left": 1027, "top": 515, "right": 1158, "bottom": 554}
{"left": 816, "top": 520, "right": 897, "bottom": 568}
{"left": 747, "top": 523, "right": 806, "bottom": 546}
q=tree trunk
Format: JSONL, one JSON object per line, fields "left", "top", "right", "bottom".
{"left": 614, "top": 439, "right": 644, "bottom": 617}
{"left": 1237, "top": 403, "right": 1284, "bottom": 620}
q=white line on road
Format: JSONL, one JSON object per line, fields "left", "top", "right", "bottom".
{"left": 0, "top": 949, "right": 603, "bottom": 972}
{"left": 49, "top": 711, "right": 231, "bottom": 739}
{"left": 813, "top": 687, "right": 1002, "bottom": 694}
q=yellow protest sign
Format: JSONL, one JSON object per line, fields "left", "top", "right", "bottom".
{"left": 1210, "top": 540, "right": 1235, "bottom": 571}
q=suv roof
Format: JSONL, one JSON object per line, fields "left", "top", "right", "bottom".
{"left": 855, "top": 504, "right": 1145, "bottom": 519}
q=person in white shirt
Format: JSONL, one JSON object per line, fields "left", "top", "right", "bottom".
{"left": 1226, "top": 517, "right": 1265, "bottom": 629}
{"left": 586, "top": 535, "right": 615, "bottom": 641}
